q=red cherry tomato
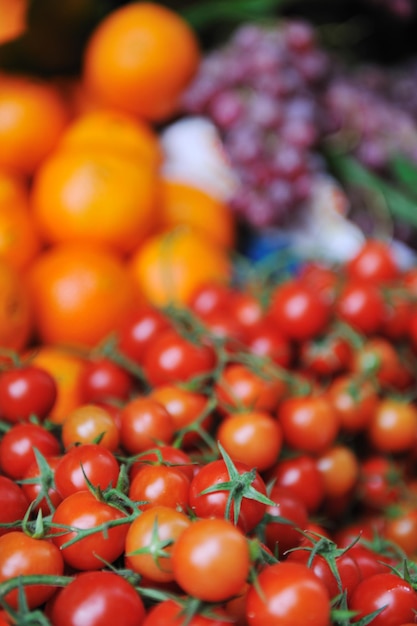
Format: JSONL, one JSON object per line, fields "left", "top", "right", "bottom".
{"left": 54, "top": 443, "right": 120, "bottom": 498}
{"left": 172, "top": 518, "right": 250, "bottom": 602}
{"left": 246, "top": 561, "right": 331, "bottom": 626}
{"left": 0, "top": 422, "right": 60, "bottom": 479}
{"left": 267, "top": 279, "right": 331, "bottom": 341}
{"left": 0, "top": 475, "right": 29, "bottom": 535}
{"left": 0, "top": 365, "right": 57, "bottom": 423}
{"left": 50, "top": 570, "right": 145, "bottom": 626}
{"left": 143, "top": 328, "right": 216, "bottom": 386}
{"left": 0, "top": 531, "right": 64, "bottom": 609}
{"left": 51, "top": 490, "right": 129, "bottom": 570}
{"left": 79, "top": 357, "right": 133, "bottom": 403}
{"left": 188, "top": 458, "right": 269, "bottom": 533}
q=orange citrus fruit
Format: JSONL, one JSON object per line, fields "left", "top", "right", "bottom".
{"left": 26, "top": 243, "right": 137, "bottom": 349}
{"left": 28, "top": 346, "right": 87, "bottom": 424}
{"left": 0, "top": 73, "right": 70, "bottom": 176}
{"left": 30, "top": 149, "right": 159, "bottom": 254}
{"left": 157, "top": 179, "right": 235, "bottom": 249}
{"left": 57, "top": 108, "right": 162, "bottom": 169}
{"left": 0, "top": 169, "right": 41, "bottom": 271}
{"left": 82, "top": 2, "right": 201, "bottom": 122}
{"left": 128, "top": 226, "right": 232, "bottom": 307}
{"left": 0, "top": 256, "right": 32, "bottom": 351}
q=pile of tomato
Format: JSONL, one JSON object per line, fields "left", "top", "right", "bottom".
{"left": 1, "top": 237, "right": 417, "bottom": 626}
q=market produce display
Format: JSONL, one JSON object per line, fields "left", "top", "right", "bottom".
{"left": 2, "top": 1, "right": 417, "bottom": 625}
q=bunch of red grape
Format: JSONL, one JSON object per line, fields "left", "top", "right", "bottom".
{"left": 323, "top": 69, "right": 417, "bottom": 172}
{"left": 181, "top": 20, "right": 331, "bottom": 229}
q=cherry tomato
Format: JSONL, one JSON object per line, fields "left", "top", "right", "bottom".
{"left": 266, "top": 453, "right": 325, "bottom": 514}
{"left": 51, "top": 490, "right": 129, "bottom": 570}
{"left": 188, "top": 458, "right": 269, "bottom": 533}
{"left": 128, "top": 464, "right": 190, "bottom": 511}
{"left": 245, "top": 318, "right": 293, "bottom": 367}
{"left": 264, "top": 485, "right": 309, "bottom": 557}
{"left": 352, "top": 337, "right": 406, "bottom": 390}
{"left": 335, "top": 280, "right": 385, "bottom": 335}
{"left": 349, "top": 572, "right": 417, "bottom": 625}
{"left": 316, "top": 444, "right": 360, "bottom": 498}
{"left": 125, "top": 505, "right": 191, "bottom": 583}
{"left": 143, "top": 599, "right": 232, "bottom": 626}
{"left": 358, "top": 455, "right": 403, "bottom": 512}
{"left": 0, "top": 422, "right": 61, "bottom": 479}
{"left": 117, "top": 305, "right": 171, "bottom": 365}
{"left": 120, "top": 397, "right": 175, "bottom": 454}
{"left": 143, "top": 328, "right": 216, "bottom": 387}
{"left": 50, "top": 570, "right": 145, "bottom": 626}
{"left": 188, "top": 282, "right": 233, "bottom": 318}
{"left": 216, "top": 410, "right": 283, "bottom": 472}
{"left": 246, "top": 561, "right": 331, "bottom": 626}
{"left": 298, "top": 332, "right": 353, "bottom": 378}
{"left": 346, "top": 239, "right": 399, "bottom": 284}
{"left": 229, "top": 290, "right": 264, "bottom": 330}
{"left": 54, "top": 443, "right": 120, "bottom": 498}
{"left": 149, "top": 384, "right": 212, "bottom": 449}
{"left": 215, "top": 362, "right": 287, "bottom": 414}
{"left": 61, "top": 403, "right": 120, "bottom": 451}
{"left": 79, "top": 357, "right": 133, "bottom": 403}
{"left": 0, "top": 364, "right": 57, "bottom": 423}
{"left": 0, "top": 475, "right": 29, "bottom": 535}
{"left": 298, "top": 261, "right": 340, "bottom": 305}
{"left": 327, "top": 373, "right": 378, "bottom": 433}
{"left": 286, "top": 545, "right": 362, "bottom": 601}
{"left": 128, "top": 445, "right": 195, "bottom": 483}
{"left": 383, "top": 504, "right": 417, "bottom": 557}
{"left": 267, "top": 279, "right": 331, "bottom": 341}
{"left": 0, "top": 531, "right": 64, "bottom": 609}
{"left": 367, "top": 397, "right": 417, "bottom": 454}
{"left": 172, "top": 517, "right": 250, "bottom": 602}
{"left": 277, "top": 394, "right": 340, "bottom": 455}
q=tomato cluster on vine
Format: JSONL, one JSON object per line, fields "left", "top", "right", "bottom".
{"left": 2, "top": 238, "right": 417, "bottom": 626}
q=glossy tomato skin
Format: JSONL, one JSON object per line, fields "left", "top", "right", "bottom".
{"left": 120, "top": 397, "right": 175, "bottom": 454}
{"left": 188, "top": 458, "right": 268, "bottom": 533}
{"left": 50, "top": 570, "right": 145, "bottom": 626}
{"left": 349, "top": 572, "right": 417, "bottom": 625}
{"left": 0, "top": 475, "right": 29, "bottom": 535}
{"left": 278, "top": 394, "right": 340, "bottom": 455}
{"left": 125, "top": 505, "right": 191, "bottom": 583}
{"left": 0, "top": 531, "right": 64, "bottom": 609}
{"left": 267, "top": 453, "right": 325, "bottom": 514}
{"left": 143, "top": 599, "right": 232, "bottom": 626}
{"left": 246, "top": 561, "right": 331, "bottom": 626}
{"left": 51, "top": 490, "right": 129, "bottom": 570}
{"left": 54, "top": 443, "right": 120, "bottom": 498}
{"left": 267, "top": 279, "right": 331, "bottom": 341}
{"left": 117, "top": 305, "right": 171, "bottom": 365}
{"left": 0, "top": 365, "right": 57, "bottom": 423}
{"left": 143, "top": 328, "right": 216, "bottom": 386}
{"left": 346, "top": 239, "right": 399, "bottom": 284}
{"left": 0, "top": 422, "right": 61, "bottom": 479}
{"left": 335, "top": 280, "right": 385, "bottom": 335}
{"left": 79, "top": 357, "right": 133, "bottom": 403}
{"left": 172, "top": 518, "right": 250, "bottom": 603}
{"left": 128, "top": 463, "right": 190, "bottom": 511}
{"left": 215, "top": 362, "right": 287, "bottom": 414}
